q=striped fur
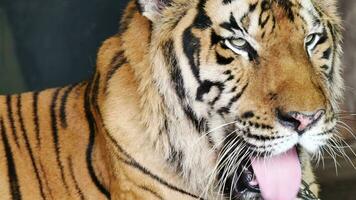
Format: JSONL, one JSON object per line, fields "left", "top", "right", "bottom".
{"left": 0, "top": 0, "right": 343, "bottom": 199}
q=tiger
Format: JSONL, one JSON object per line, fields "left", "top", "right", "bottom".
{"left": 0, "top": 0, "right": 343, "bottom": 199}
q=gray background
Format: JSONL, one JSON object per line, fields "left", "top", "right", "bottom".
{"left": 324, "top": 4, "right": 356, "bottom": 199}
{"left": 0, "top": 0, "right": 355, "bottom": 199}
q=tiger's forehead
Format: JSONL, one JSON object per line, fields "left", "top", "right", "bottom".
{"left": 203, "top": 0, "right": 321, "bottom": 36}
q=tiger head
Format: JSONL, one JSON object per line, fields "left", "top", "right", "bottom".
{"left": 130, "top": 0, "right": 343, "bottom": 199}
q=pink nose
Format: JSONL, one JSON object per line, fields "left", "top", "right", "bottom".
{"left": 277, "top": 109, "right": 325, "bottom": 133}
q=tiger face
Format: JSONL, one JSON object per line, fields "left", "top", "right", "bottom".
{"left": 139, "top": 0, "right": 342, "bottom": 198}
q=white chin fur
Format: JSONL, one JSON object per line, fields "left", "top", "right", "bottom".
{"left": 299, "top": 136, "right": 326, "bottom": 154}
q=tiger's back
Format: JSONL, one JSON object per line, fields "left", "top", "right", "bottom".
{"left": 0, "top": 84, "right": 109, "bottom": 200}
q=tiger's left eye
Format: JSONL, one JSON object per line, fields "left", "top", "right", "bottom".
{"left": 305, "top": 33, "right": 322, "bottom": 50}
{"left": 305, "top": 34, "right": 317, "bottom": 44}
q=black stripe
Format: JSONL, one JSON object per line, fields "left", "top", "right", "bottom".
{"left": 135, "top": 0, "right": 143, "bottom": 13}
{"left": 223, "top": 0, "right": 233, "bottom": 5}
{"left": 210, "top": 31, "right": 223, "bottom": 47}
{"left": 118, "top": 156, "right": 204, "bottom": 199}
{"left": 196, "top": 81, "right": 224, "bottom": 102}
{"left": 321, "top": 65, "right": 329, "bottom": 70}
{"left": 241, "top": 111, "right": 254, "bottom": 119}
{"left": 0, "top": 118, "right": 22, "bottom": 200}
{"left": 260, "top": 1, "right": 271, "bottom": 13}
{"left": 271, "top": 14, "right": 276, "bottom": 33}
{"left": 92, "top": 74, "right": 104, "bottom": 121}
{"left": 222, "top": 0, "right": 232, "bottom": 4}
{"left": 105, "top": 132, "right": 203, "bottom": 200}
{"left": 90, "top": 73, "right": 109, "bottom": 184}
{"left": 50, "top": 88, "right": 70, "bottom": 191}
{"left": 106, "top": 51, "right": 125, "bottom": 82}
{"left": 181, "top": 0, "right": 211, "bottom": 81}
{"left": 32, "top": 92, "right": 41, "bottom": 147}
{"left": 164, "top": 40, "right": 206, "bottom": 132}
{"left": 246, "top": 131, "right": 281, "bottom": 141}
{"left": 259, "top": 14, "right": 270, "bottom": 29}
{"left": 216, "top": 52, "right": 234, "bottom": 65}
{"left": 196, "top": 81, "right": 215, "bottom": 101}
{"left": 120, "top": 3, "right": 137, "bottom": 33}
{"left": 326, "top": 22, "right": 337, "bottom": 81}
{"left": 139, "top": 186, "right": 164, "bottom": 200}
{"left": 218, "top": 84, "right": 248, "bottom": 114}
{"left": 164, "top": 120, "right": 185, "bottom": 174}
{"left": 249, "top": 2, "right": 258, "bottom": 12}
{"left": 194, "top": 0, "right": 212, "bottom": 30}
{"left": 39, "top": 161, "right": 54, "bottom": 200}
{"left": 220, "top": 12, "right": 244, "bottom": 33}
{"left": 246, "top": 42, "right": 259, "bottom": 62}
{"left": 16, "top": 95, "right": 46, "bottom": 200}
{"left": 182, "top": 28, "right": 201, "bottom": 81}
{"left": 68, "top": 156, "right": 85, "bottom": 200}
{"left": 321, "top": 47, "right": 332, "bottom": 60}
{"left": 59, "top": 85, "right": 76, "bottom": 128}
{"left": 6, "top": 95, "right": 20, "bottom": 148}
{"left": 276, "top": 0, "right": 295, "bottom": 21}
{"left": 164, "top": 40, "right": 186, "bottom": 101}
{"left": 105, "top": 51, "right": 127, "bottom": 93}
{"left": 84, "top": 82, "right": 111, "bottom": 199}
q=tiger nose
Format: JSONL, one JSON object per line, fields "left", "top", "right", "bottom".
{"left": 276, "top": 109, "right": 325, "bottom": 134}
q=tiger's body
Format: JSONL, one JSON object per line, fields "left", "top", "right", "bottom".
{"left": 0, "top": 0, "right": 343, "bottom": 199}
{"left": 0, "top": 85, "right": 111, "bottom": 199}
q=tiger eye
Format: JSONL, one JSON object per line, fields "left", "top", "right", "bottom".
{"left": 305, "top": 34, "right": 316, "bottom": 44}
{"left": 231, "top": 38, "right": 247, "bottom": 48}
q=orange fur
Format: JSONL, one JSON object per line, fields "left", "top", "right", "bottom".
{"left": 0, "top": 0, "right": 343, "bottom": 199}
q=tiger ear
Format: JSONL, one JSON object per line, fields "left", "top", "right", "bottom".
{"left": 137, "top": 0, "right": 171, "bottom": 22}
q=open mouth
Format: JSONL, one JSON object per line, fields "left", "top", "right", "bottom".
{"left": 220, "top": 147, "right": 302, "bottom": 200}
{"left": 222, "top": 161, "right": 260, "bottom": 199}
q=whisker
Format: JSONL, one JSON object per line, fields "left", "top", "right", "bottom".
{"left": 338, "top": 118, "right": 356, "bottom": 122}
{"left": 323, "top": 132, "right": 356, "bottom": 171}
{"left": 325, "top": 144, "right": 340, "bottom": 175}
{"left": 200, "top": 137, "right": 241, "bottom": 199}
{"left": 333, "top": 136, "right": 356, "bottom": 169}
{"left": 336, "top": 122, "right": 356, "bottom": 141}
{"left": 193, "top": 121, "right": 239, "bottom": 147}
{"left": 204, "top": 130, "right": 239, "bottom": 157}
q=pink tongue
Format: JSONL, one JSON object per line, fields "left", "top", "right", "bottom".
{"left": 251, "top": 148, "right": 301, "bottom": 200}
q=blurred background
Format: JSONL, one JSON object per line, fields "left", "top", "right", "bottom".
{"left": 0, "top": 0, "right": 355, "bottom": 199}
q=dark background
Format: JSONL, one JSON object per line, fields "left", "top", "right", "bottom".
{"left": 0, "top": 0, "right": 127, "bottom": 93}
{"left": 0, "top": 0, "right": 355, "bottom": 199}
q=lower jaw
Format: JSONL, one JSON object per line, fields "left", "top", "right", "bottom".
{"left": 220, "top": 160, "right": 261, "bottom": 200}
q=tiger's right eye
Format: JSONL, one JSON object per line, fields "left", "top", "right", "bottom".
{"left": 224, "top": 37, "right": 257, "bottom": 61}
{"left": 230, "top": 38, "right": 248, "bottom": 49}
